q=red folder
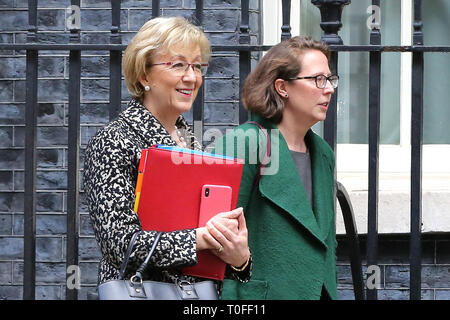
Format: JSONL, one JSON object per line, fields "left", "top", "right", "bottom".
{"left": 135, "top": 145, "right": 244, "bottom": 280}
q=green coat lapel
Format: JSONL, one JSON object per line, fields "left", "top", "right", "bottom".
{"left": 306, "top": 131, "right": 334, "bottom": 243}
{"left": 250, "top": 115, "right": 329, "bottom": 248}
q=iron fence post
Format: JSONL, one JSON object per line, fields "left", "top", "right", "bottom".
{"left": 66, "top": 0, "right": 81, "bottom": 301}
{"left": 311, "top": 0, "right": 350, "bottom": 152}
{"left": 109, "top": 0, "right": 122, "bottom": 121}
{"left": 239, "top": 0, "right": 251, "bottom": 124}
{"left": 152, "top": 0, "right": 160, "bottom": 18}
{"left": 281, "top": 0, "right": 292, "bottom": 41}
{"left": 410, "top": 0, "right": 424, "bottom": 301}
{"left": 367, "top": 0, "right": 382, "bottom": 301}
{"left": 193, "top": 0, "right": 205, "bottom": 146}
{"left": 23, "top": 0, "right": 38, "bottom": 301}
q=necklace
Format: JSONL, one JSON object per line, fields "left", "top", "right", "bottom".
{"left": 172, "top": 126, "right": 187, "bottom": 148}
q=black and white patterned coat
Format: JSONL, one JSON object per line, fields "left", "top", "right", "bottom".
{"left": 84, "top": 99, "right": 251, "bottom": 287}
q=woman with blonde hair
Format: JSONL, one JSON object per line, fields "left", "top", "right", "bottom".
{"left": 84, "top": 16, "right": 251, "bottom": 297}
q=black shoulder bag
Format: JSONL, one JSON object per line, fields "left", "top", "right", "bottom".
{"left": 96, "top": 231, "right": 219, "bottom": 300}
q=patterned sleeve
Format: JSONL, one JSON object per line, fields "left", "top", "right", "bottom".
{"left": 84, "top": 128, "right": 197, "bottom": 272}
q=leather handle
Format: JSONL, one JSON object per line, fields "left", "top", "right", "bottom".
{"left": 135, "top": 231, "right": 163, "bottom": 279}
{"left": 118, "top": 231, "right": 141, "bottom": 280}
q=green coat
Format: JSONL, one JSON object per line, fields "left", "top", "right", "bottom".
{"left": 214, "top": 115, "right": 338, "bottom": 300}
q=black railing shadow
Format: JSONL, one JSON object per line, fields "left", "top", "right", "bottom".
{"left": 336, "top": 181, "right": 365, "bottom": 300}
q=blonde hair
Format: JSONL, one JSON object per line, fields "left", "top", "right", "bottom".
{"left": 123, "top": 16, "right": 211, "bottom": 101}
{"left": 242, "top": 36, "right": 330, "bottom": 124}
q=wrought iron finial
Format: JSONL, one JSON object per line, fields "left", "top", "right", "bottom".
{"left": 281, "top": 0, "right": 292, "bottom": 41}
{"left": 413, "top": 0, "right": 423, "bottom": 45}
{"left": 311, "top": 0, "right": 351, "bottom": 45}
{"left": 239, "top": 0, "right": 250, "bottom": 44}
{"left": 110, "top": 0, "right": 122, "bottom": 45}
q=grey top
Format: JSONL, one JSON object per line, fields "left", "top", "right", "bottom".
{"left": 290, "top": 150, "right": 312, "bottom": 205}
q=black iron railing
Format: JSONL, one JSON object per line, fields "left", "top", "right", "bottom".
{"left": 1, "top": 0, "right": 448, "bottom": 300}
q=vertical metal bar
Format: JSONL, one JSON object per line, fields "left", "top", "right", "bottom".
{"left": 366, "top": 0, "right": 381, "bottom": 301}
{"left": 23, "top": 0, "right": 38, "bottom": 301}
{"left": 311, "top": 0, "right": 350, "bottom": 152}
{"left": 195, "top": 0, "right": 204, "bottom": 26}
{"left": 66, "top": 0, "right": 81, "bottom": 301}
{"left": 109, "top": 0, "right": 122, "bottom": 121}
{"left": 152, "top": 0, "right": 160, "bottom": 18}
{"left": 192, "top": 0, "right": 204, "bottom": 145}
{"left": 239, "top": 50, "right": 250, "bottom": 124}
{"left": 239, "top": 0, "right": 250, "bottom": 124}
{"left": 336, "top": 182, "right": 365, "bottom": 300}
{"left": 410, "top": 0, "right": 423, "bottom": 301}
{"left": 281, "top": 0, "right": 292, "bottom": 41}
{"left": 311, "top": 1, "right": 361, "bottom": 299}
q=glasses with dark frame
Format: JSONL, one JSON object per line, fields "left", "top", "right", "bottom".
{"left": 288, "top": 74, "right": 339, "bottom": 89}
{"left": 150, "top": 61, "right": 209, "bottom": 76}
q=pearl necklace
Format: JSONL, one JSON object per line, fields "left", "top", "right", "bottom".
{"left": 172, "top": 126, "right": 187, "bottom": 148}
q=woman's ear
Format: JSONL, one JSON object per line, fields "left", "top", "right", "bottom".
{"left": 274, "top": 78, "right": 289, "bottom": 98}
{"left": 139, "top": 72, "right": 154, "bottom": 92}
{"left": 139, "top": 73, "right": 150, "bottom": 89}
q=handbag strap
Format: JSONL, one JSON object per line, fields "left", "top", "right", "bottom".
{"left": 118, "top": 231, "right": 163, "bottom": 280}
{"left": 246, "top": 121, "right": 271, "bottom": 191}
{"left": 118, "top": 231, "right": 140, "bottom": 280}
{"left": 135, "top": 231, "right": 163, "bottom": 280}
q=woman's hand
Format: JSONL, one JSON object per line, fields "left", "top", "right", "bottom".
{"left": 202, "top": 207, "right": 250, "bottom": 268}
{"left": 195, "top": 207, "right": 241, "bottom": 251}
{"left": 207, "top": 208, "right": 240, "bottom": 234}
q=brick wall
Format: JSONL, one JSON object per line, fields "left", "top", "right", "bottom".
{"left": 337, "top": 233, "right": 450, "bottom": 300}
{"left": 0, "top": 0, "right": 261, "bottom": 300}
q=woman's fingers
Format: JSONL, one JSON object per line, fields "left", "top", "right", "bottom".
{"left": 215, "top": 216, "right": 238, "bottom": 234}
{"left": 201, "top": 227, "right": 222, "bottom": 250}
{"left": 207, "top": 220, "right": 250, "bottom": 266}
{"left": 214, "top": 207, "right": 243, "bottom": 220}
{"left": 207, "top": 220, "right": 233, "bottom": 244}
{"left": 237, "top": 209, "right": 247, "bottom": 232}
{"left": 208, "top": 207, "right": 243, "bottom": 234}
{"left": 202, "top": 209, "right": 250, "bottom": 266}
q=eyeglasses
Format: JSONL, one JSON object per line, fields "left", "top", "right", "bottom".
{"left": 151, "top": 61, "right": 209, "bottom": 76}
{"left": 288, "top": 74, "right": 339, "bottom": 89}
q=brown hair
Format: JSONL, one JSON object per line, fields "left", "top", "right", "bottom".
{"left": 242, "top": 36, "right": 330, "bottom": 124}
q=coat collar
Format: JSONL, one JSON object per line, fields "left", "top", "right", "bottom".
{"left": 119, "top": 99, "right": 202, "bottom": 150}
{"left": 250, "top": 114, "right": 334, "bottom": 247}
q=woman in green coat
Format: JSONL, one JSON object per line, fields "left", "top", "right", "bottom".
{"left": 213, "top": 36, "right": 339, "bottom": 300}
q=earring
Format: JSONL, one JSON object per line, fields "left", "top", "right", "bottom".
{"left": 285, "top": 93, "right": 288, "bottom": 98}
{"left": 144, "top": 85, "right": 150, "bottom": 91}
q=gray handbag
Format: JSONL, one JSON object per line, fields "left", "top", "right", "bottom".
{"left": 97, "top": 231, "right": 219, "bottom": 300}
